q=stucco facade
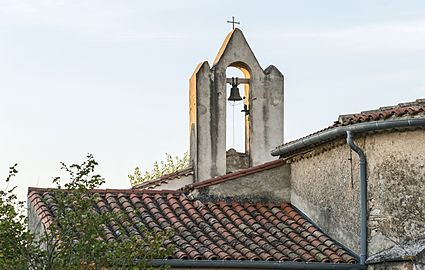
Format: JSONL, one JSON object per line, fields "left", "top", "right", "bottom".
{"left": 368, "top": 262, "right": 424, "bottom": 270}
{"left": 27, "top": 199, "right": 44, "bottom": 241}
{"left": 288, "top": 130, "right": 425, "bottom": 258}
{"left": 147, "top": 174, "right": 194, "bottom": 190}
{"left": 191, "top": 162, "right": 291, "bottom": 203}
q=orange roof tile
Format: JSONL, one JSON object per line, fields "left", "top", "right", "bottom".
{"left": 274, "top": 98, "right": 425, "bottom": 156}
{"left": 28, "top": 187, "right": 356, "bottom": 263}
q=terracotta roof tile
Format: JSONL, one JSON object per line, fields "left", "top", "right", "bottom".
{"left": 28, "top": 188, "right": 356, "bottom": 263}
{"left": 29, "top": 99, "right": 419, "bottom": 264}
{"left": 337, "top": 99, "right": 425, "bottom": 126}
{"left": 275, "top": 98, "right": 425, "bottom": 155}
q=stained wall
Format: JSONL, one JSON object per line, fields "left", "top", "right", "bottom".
{"left": 289, "top": 130, "right": 425, "bottom": 255}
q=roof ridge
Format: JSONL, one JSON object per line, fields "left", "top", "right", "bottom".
{"left": 132, "top": 167, "right": 194, "bottom": 189}
{"left": 338, "top": 98, "right": 425, "bottom": 124}
{"left": 273, "top": 98, "right": 425, "bottom": 157}
{"left": 28, "top": 186, "right": 182, "bottom": 195}
{"left": 182, "top": 159, "right": 285, "bottom": 191}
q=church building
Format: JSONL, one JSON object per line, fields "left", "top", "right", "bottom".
{"left": 28, "top": 28, "right": 425, "bottom": 270}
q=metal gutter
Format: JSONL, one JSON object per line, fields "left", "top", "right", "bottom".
{"left": 271, "top": 118, "right": 425, "bottom": 157}
{"left": 346, "top": 131, "right": 367, "bottom": 265}
{"left": 149, "top": 259, "right": 366, "bottom": 269}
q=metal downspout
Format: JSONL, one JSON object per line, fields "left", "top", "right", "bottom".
{"left": 346, "top": 131, "right": 367, "bottom": 265}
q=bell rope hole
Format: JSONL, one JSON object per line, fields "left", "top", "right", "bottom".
{"left": 226, "top": 65, "right": 250, "bottom": 154}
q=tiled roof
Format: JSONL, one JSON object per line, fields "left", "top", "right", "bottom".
{"left": 183, "top": 159, "right": 285, "bottom": 191}
{"left": 28, "top": 187, "right": 356, "bottom": 263}
{"left": 273, "top": 98, "right": 425, "bottom": 156}
{"left": 132, "top": 167, "right": 193, "bottom": 190}
{"left": 336, "top": 98, "right": 425, "bottom": 126}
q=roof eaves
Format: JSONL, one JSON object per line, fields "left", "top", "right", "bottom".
{"left": 273, "top": 99, "right": 425, "bottom": 158}
{"left": 148, "top": 259, "right": 365, "bottom": 269}
{"left": 272, "top": 118, "right": 425, "bottom": 157}
{"left": 28, "top": 188, "right": 358, "bottom": 263}
{"left": 28, "top": 187, "right": 182, "bottom": 195}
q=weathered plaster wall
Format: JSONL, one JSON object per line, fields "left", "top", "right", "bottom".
{"left": 289, "top": 130, "right": 425, "bottom": 257}
{"left": 192, "top": 164, "right": 290, "bottom": 203}
{"left": 290, "top": 138, "right": 359, "bottom": 252}
{"left": 149, "top": 175, "right": 194, "bottom": 191}
{"left": 27, "top": 200, "right": 45, "bottom": 242}
{"left": 366, "top": 130, "right": 425, "bottom": 255}
{"left": 226, "top": 148, "right": 249, "bottom": 173}
{"left": 419, "top": 250, "right": 425, "bottom": 268}
{"left": 368, "top": 261, "right": 424, "bottom": 270}
{"left": 189, "top": 61, "right": 222, "bottom": 182}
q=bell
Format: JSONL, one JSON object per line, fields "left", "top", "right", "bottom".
{"left": 228, "top": 85, "right": 242, "bottom": 101}
{"left": 228, "top": 78, "right": 242, "bottom": 102}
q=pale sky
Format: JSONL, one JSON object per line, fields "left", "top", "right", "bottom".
{"left": 1, "top": 0, "right": 424, "bottom": 201}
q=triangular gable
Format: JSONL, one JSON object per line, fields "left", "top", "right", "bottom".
{"left": 212, "top": 28, "right": 262, "bottom": 71}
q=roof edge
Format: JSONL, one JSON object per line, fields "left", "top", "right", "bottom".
{"left": 148, "top": 259, "right": 364, "bottom": 269}
{"left": 28, "top": 187, "right": 182, "bottom": 195}
{"left": 271, "top": 118, "right": 425, "bottom": 157}
{"left": 292, "top": 204, "right": 359, "bottom": 262}
{"left": 213, "top": 29, "right": 236, "bottom": 66}
{"left": 182, "top": 159, "right": 285, "bottom": 191}
{"left": 132, "top": 167, "right": 194, "bottom": 189}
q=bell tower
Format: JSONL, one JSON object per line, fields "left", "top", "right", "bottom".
{"left": 189, "top": 29, "right": 284, "bottom": 182}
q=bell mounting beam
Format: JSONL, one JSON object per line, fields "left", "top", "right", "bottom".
{"left": 226, "top": 78, "right": 250, "bottom": 85}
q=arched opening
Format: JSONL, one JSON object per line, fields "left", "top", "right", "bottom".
{"left": 225, "top": 62, "right": 251, "bottom": 172}
{"left": 226, "top": 67, "right": 245, "bottom": 153}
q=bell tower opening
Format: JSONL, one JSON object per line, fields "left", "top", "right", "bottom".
{"left": 226, "top": 67, "right": 245, "bottom": 153}
{"left": 225, "top": 63, "right": 251, "bottom": 173}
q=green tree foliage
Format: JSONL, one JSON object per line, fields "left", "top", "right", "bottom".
{"left": 129, "top": 152, "right": 189, "bottom": 186}
{"left": 0, "top": 164, "right": 42, "bottom": 269}
{"left": 0, "top": 155, "right": 173, "bottom": 269}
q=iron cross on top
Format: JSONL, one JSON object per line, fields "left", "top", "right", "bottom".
{"left": 227, "top": 16, "right": 240, "bottom": 30}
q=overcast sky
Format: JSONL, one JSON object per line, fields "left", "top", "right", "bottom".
{"left": 1, "top": 0, "right": 424, "bottom": 201}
